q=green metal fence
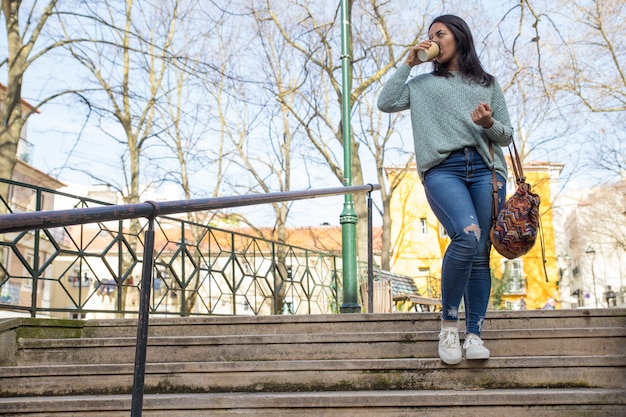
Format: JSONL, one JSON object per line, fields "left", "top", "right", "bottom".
{"left": 0, "top": 179, "right": 378, "bottom": 319}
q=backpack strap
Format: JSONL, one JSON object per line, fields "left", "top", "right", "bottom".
{"left": 489, "top": 142, "right": 499, "bottom": 226}
{"left": 489, "top": 141, "right": 549, "bottom": 282}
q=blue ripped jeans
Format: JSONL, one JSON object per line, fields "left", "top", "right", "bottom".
{"left": 423, "top": 147, "right": 506, "bottom": 336}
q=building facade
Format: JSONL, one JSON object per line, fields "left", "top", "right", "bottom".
{"left": 562, "top": 177, "right": 626, "bottom": 309}
{"left": 386, "top": 156, "right": 564, "bottom": 311}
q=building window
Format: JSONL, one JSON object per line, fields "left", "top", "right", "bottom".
{"left": 17, "top": 137, "right": 33, "bottom": 164}
{"left": 0, "top": 282, "right": 20, "bottom": 305}
{"left": 439, "top": 224, "right": 449, "bottom": 238}
{"left": 504, "top": 259, "right": 524, "bottom": 294}
{"left": 69, "top": 311, "right": 86, "bottom": 320}
{"left": 420, "top": 218, "right": 428, "bottom": 235}
{"left": 70, "top": 273, "right": 90, "bottom": 288}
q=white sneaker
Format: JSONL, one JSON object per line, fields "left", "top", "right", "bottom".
{"left": 463, "top": 333, "right": 490, "bottom": 360}
{"left": 438, "top": 327, "right": 462, "bottom": 365}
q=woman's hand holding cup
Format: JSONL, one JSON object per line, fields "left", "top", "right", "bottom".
{"left": 405, "top": 40, "right": 439, "bottom": 67}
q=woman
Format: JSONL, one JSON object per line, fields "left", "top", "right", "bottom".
{"left": 377, "top": 15, "right": 513, "bottom": 365}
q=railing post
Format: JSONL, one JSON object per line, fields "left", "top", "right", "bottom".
{"left": 367, "top": 188, "right": 374, "bottom": 314}
{"left": 131, "top": 211, "right": 156, "bottom": 417}
{"left": 231, "top": 232, "right": 237, "bottom": 315}
{"left": 180, "top": 221, "right": 186, "bottom": 316}
{"left": 29, "top": 188, "right": 43, "bottom": 317}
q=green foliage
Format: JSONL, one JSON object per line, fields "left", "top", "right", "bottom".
{"left": 491, "top": 266, "right": 514, "bottom": 310}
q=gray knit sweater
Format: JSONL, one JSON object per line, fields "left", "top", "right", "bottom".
{"left": 377, "top": 63, "right": 513, "bottom": 181}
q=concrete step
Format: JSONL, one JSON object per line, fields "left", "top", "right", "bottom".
{"left": 80, "top": 309, "right": 626, "bottom": 338}
{"left": 0, "top": 389, "right": 624, "bottom": 416}
{"left": 1, "top": 355, "right": 625, "bottom": 397}
{"left": 4, "top": 309, "right": 623, "bottom": 340}
{"left": 1, "top": 310, "right": 624, "bottom": 416}
{"left": 14, "top": 327, "right": 626, "bottom": 365}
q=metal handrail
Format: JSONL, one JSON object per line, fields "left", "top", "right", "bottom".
{"left": 0, "top": 183, "right": 381, "bottom": 417}
{"left": 0, "top": 184, "right": 380, "bottom": 233}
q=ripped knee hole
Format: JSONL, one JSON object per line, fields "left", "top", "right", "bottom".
{"left": 463, "top": 223, "right": 481, "bottom": 241}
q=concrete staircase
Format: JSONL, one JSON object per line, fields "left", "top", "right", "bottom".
{"left": 0, "top": 309, "right": 624, "bottom": 416}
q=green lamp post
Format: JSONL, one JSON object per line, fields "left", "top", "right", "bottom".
{"left": 339, "top": 0, "right": 360, "bottom": 313}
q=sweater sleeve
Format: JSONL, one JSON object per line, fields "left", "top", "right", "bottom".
{"left": 377, "top": 64, "right": 413, "bottom": 113}
{"left": 483, "top": 80, "right": 513, "bottom": 146}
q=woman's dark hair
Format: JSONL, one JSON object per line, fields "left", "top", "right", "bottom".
{"left": 430, "top": 15, "right": 493, "bottom": 86}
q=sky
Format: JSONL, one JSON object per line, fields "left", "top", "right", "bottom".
{"left": 24, "top": 100, "right": 356, "bottom": 227}
{"left": 7, "top": 0, "right": 623, "bottom": 228}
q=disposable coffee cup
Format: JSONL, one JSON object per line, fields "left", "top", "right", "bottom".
{"left": 417, "top": 42, "right": 440, "bottom": 62}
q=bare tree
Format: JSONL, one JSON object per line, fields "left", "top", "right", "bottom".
{"left": 59, "top": 0, "right": 183, "bottom": 205}
{"left": 152, "top": 37, "right": 222, "bottom": 314}
{"left": 53, "top": 0, "right": 199, "bottom": 313}
{"left": 542, "top": 0, "right": 625, "bottom": 113}
{"left": 511, "top": 0, "right": 625, "bottom": 179}
{"left": 246, "top": 0, "right": 443, "bottom": 273}
{"left": 200, "top": 3, "right": 307, "bottom": 312}
{"left": 0, "top": 0, "right": 61, "bottom": 209}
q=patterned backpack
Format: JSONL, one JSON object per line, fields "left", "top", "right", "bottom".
{"left": 489, "top": 141, "right": 543, "bottom": 262}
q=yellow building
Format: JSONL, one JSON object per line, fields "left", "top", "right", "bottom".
{"left": 386, "top": 157, "right": 564, "bottom": 311}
